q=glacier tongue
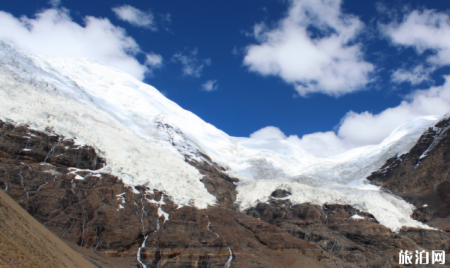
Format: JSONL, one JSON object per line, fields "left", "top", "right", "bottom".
{"left": 0, "top": 41, "right": 439, "bottom": 231}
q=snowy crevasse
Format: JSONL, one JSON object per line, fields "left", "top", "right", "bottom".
{"left": 0, "top": 41, "right": 439, "bottom": 231}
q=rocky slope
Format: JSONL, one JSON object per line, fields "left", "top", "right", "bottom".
{"left": 246, "top": 197, "right": 450, "bottom": 267}
{"left": 368, "top": 116, "right": 450, "bottom": 232}
{"left": 0, "top": 119, "right": 334, "bottom": 267}
{"left": 2, "top": 118, "right": 450, "bottom": 267}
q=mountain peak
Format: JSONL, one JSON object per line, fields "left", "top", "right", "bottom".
{"left": 0, "top": 41, "right": 440, "bottom": 231}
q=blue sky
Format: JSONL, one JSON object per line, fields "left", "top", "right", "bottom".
{"left": 2, "top": 0, "right": 450, "bottom": 156}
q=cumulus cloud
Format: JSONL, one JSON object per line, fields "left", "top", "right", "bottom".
{"left": 243, "top": 0, "right": 374, "bottom": 97}
{"left": 202, "top": 80, "right": 218, "bottom": 92}
{"left": 251, "top": 78, "right": 450, "bottom": 157}
{"left": 145, "top": 53, "right": 163, "bottom": 67}
{"left": 112, "top": 5, "right": 156, "bottom": 30}
{"left": 336, "top": 84, "right": 450, "bottom": 147}
{"left": 0, "top": 8, "right": 162, "bottom": 80}
{"left": 382, "top": 10, "right": 450, "bottom": 67}
{"left": 286, "top": 131, "right": 350, "bottom": 157}
{"left": 391, "top": 65, "right": 434, "bottom": 85}
{"left": 247, "top": 7, "right": 450, "bottom": 157}
{"left": 250, "top": 126, "right": 287, "bottom": 140}
{"left": 172, "top": 49, "right": 211, "bottom": 77}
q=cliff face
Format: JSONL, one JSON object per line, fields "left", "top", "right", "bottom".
{"left": 0, "top": 119, "right": 332, "bottom": 267}
{"left": 368, "top": 116, "right": 450, "bottom": 231}
{"left": 245, "top": 198, "right": 450, "bottom": 267}
{"left": 2, "top": 119, "right": 450, "bottom": 267}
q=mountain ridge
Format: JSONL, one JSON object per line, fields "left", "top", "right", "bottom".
{"left": 2, "top": 40, "right": 450, "bottom": 266}
{"left": 0, "top": 40, "right": 440, "bottom": 231}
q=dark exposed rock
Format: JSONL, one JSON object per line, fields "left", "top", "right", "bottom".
{"left": 246, "top": 197, "right": 450, "bottom": 267}
{"left": 271, "top": 189, "right": 291, "bottom": 198}
{"left": 437, "top": 181, "right": 450, "bottom": 203}
{"left": 367, "top": 116, "right": 450, "bottom": 230}
{"left": 0, "top": 120, "right": 340, "bottom": 267}
{"left": 186, "top": 158, "right": 238, "bottom": 209}
{"left": 157, "top": 119, "right": 239, "bottom": 209}
{"left": 0, "top": 156, "right": 341, "bottom": 267}
{"left": 3, "top": 118, "right": 450, "bottom": 267}
{"left": 0, "top": 120, "right": 105, "bottom": 170}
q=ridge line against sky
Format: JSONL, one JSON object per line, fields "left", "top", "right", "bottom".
{"left": 1, "top": 0, "right": 450, "bottom": 156}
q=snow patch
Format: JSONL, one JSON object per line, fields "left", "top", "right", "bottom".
{"left": 116, "top": 193, "right": 126, "bottom": 204}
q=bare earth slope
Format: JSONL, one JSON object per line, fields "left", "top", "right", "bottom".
{"left": 0, "top": 188, "right": 95, "bottom": 268}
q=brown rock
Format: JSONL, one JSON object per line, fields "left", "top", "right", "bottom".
{"left": 367, "top": 116, "right": 450, "bottom": 229}
{"left": 3, "top": 118, "right": 450, "bottom": 267}
{"left": 245, "top": 197, "right": 450, "bottom": 266}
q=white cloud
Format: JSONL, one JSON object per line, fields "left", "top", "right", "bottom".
{"left": 0, "top": 8, "right": 162, "bottom": 80}
{"left": 286, "top": 131, "right": 350, "bottom": 157}
{"left": 391, "top": 65, "right": 434, "bottom": 85}
{"left": 251, "top": 78, "right": 450, "bottom": 156}
{"left": 172, "top": 49, "right": 211, "bottom": 77}
{"left": 250, "top": 126, "right": 287, "bottom": 140}
{"left": 247, "top": 7, "right": 450, "bottom": 157}
{"left": 112, "top": 5, "right": 156, "bottom": 30}
{"left": 336, "top": 85, "right": 450, "bottom": 147}
{"left": 243, "top": 0, "right": 374, "bottom": 97}
{"left": 202, "top": 80, "right": 218, "bottom": 92}
{"left": 382, "top": 10, "right": 450, "bottom": 67}
{"left": 145, "top": 53, "right": 163, "bottom": 67}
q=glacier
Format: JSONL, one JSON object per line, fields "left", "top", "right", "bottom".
{"left": 0, "top": 41, "right": 439, "bottom": 231}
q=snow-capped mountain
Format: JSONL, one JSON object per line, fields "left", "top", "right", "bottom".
{"left": 0, "top": 41, "right": 440, "bottom": 231}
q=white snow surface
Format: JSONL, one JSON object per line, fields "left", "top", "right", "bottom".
{"left": 0, "top": 41, "right": 441, "bottom": 231}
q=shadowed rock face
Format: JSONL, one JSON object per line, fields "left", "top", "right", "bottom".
{"left": 0, "top": 120, "right": 337, "bottom": 267}
{"left": 2, "top": 118, "right": 450, "bottom": 267}
{"left": 271, "top": 189, "right": 291, "bottom": 198}
{"left": 367, "top": 117, "right": 450, "bottom": 231}
{"left": 185, "top": 157, "right": 238, "bottom": 209}
{"left": 0, "top": 120, "right": 105, "bottom": 170}
{"left": 245, "top": 198, "right": 450, "bottom": 267}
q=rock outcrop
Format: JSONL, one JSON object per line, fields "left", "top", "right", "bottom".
{"left": 2, "top": 118, "right": 450, "bottom": 267}
{"left": 186, "top": 157, "right": 238, "bottom": 209}
{"left": 246, "top": 196, "right": 450, "bottom": 267}
{"left": 0, "top": 120, "right": 338, "bottom": 267}
{"left": 368, "top": 116, "right": 450, "bottom": 231}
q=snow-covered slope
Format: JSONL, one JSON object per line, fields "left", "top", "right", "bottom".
{"left": 0, "top": 41, "right": 439, "bottom": 231}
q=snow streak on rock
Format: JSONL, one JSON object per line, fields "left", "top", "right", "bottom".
{"left": 224, "top": 247, "right": 233, "bottom": 268}
{"left": 137, "top": 235, "right": 149, "bottom": 268}
{"left": 202, "top": 212, "right": 220, "bottom": 238}
{"left": 418, "top": 123, "right": 450, "bottom": 162}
